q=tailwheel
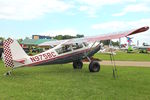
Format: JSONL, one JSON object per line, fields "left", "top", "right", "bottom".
{"left": 4, "top": 71, "right": 12, "bottom": 76}
{"left": 73, "top": 60, "right": 83, "bottom": 69}
{"left": 89, "top": 61, "right": 100, "bottom": 72}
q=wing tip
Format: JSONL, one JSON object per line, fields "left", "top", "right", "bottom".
{"left": 128, "top": 26, "right": 149, "bottom": 36}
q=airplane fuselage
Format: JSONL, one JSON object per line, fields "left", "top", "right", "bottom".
{"left": 14, "top": 42, "right": 101, "bottom": 68}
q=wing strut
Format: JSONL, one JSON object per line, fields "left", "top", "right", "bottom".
{"left": 109, "top": 40, "right": 118, "bottom": 79}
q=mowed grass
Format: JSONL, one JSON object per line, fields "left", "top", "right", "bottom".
{"left": 94, "top": 52, "right": 150, "bottom": 61}
{"left": 0, "top": 60, "right": 150, "bottom": 100}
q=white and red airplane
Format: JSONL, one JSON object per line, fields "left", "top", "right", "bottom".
{"left": 2, "top": 26, "right": 149, "bottom": 75}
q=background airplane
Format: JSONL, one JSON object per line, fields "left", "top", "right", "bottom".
{"left": 133, "top": 45, "right": 150, "bottom": 53}
{"left": 2, "top": 26, "right": 149, "bottom": 75}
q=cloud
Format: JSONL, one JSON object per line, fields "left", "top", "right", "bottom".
{"left": 92, "top": 19, "right": 150, "bottom": 31}
{"left": 77, "top": 0, "right": 135, "bottom": 7}
{"left": 77, "top": 0, "right": 136, "bottom": 18}
{"left": 0, "top": 0, "right": 147, "bottom": 20}
{"left": 0, "top": 0, "right": 74, "bottom": 20}
{"left": 41, "top": 29, "right": 78, "bottom": 37}
{"left": 113, "top": 3, "right": 150, "bottom": 16}
{"left": 79, "top": 6, "right": 97, "bottom": 18}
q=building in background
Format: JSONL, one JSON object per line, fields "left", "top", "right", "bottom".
{"left": 32, "top": 35, "right": 51, "bottom": 40}
{"left": 21, "top": 34, "right": 56, "bottom": 53}
{"left": 21, "top": 39, "right": 51, "bottom": 53}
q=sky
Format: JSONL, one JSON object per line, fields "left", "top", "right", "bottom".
{"left": 0, "top": 0, "right": 150, "bottom": 45}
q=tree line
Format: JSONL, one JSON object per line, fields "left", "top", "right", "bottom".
{"left": 0, "top": 34, "right": 84, "bottom": 42}
{"left": 53, "top": 34, "right": 84, "bottom": 40}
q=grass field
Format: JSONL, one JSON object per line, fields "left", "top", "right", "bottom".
{"left": 94, "top": 52, "right": 150, "bottom": 61}
{"left": 0, "top": 60, "right": 150, "bottom": 100}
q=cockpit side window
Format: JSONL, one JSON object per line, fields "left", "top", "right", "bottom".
{"left": 55, "top": 45, "right": 72, "bottom": 54}
{"left": 72, "top": 43, "right": 83, "bottom": 50}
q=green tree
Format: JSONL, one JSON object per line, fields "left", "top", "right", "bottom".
{"left": 0, "top": 37, "right": 5, "bottom": 41}
{"left": 76, "top": 34, "right": 84, "bottom": 38}
{"left": 25, "top": 37, "right": 30, "bottom": 39}
{"left": 17, "top": 38, "right": 23, "bottom": 43}
{"left": 112, "top": 41, "right": 120, "bottom": 46}
{"left": 101, "top": 40, "right": 110, "bottom": 45}
{"left": 63, "top": 35, "right": 75, "bottom": 39}
{"left": 54, "top": 34, "right": 84, "bottom": 40}
{"left": 54, "top": 35, "right": 63, "bottom": 40}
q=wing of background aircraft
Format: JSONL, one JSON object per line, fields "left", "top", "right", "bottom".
{"left": 38, "top": 26, "right": 149, "bottom": 46}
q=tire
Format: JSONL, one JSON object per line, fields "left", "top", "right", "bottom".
{"left": 73, "top": 60, "right": 83, "bottom": 69}
{"left": 89, "top": 61, "right": 100, "bottom": 72}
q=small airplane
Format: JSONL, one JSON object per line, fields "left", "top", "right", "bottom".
{"left": 133, "top": 46, "right": 150, "bottom": 53}
{"left": 2, "top": 26, "right": 149, "bottom": 75}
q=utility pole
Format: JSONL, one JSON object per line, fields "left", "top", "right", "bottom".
{"left": 119, "top": 38, "right": 121, "bottom": 48}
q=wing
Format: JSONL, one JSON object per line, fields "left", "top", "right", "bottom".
{"left": 39, "top": 26, "right": 149, "bottom": 46}
{"left": 77, "top": 26, "right": 149, "bottom": 42}
{"left": 38, "top": 40, "right": 67, "bottom": 47}
{"left": 68, "top": 26, "right": 149, "bottom": 43}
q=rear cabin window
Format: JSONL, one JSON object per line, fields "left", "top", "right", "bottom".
{"left": 72, "top": 43, "right": 83, "bottom": 50}
{"left": 56, "top": 45, "right": 72, "bottom": 54}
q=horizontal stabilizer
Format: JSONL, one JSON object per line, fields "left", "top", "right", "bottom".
{"left": 13, "top": 58, "right": 26, "bottom": 64}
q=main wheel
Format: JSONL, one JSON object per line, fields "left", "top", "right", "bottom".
{"left": 89, "top": 61, "right": 100, "bottom": 72}
{"left": 73, "top": 60, "right": 83, "bottom": 69}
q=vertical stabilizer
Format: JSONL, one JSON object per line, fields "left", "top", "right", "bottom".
{"left": 3, "top": 38, "right": 28, "bottom": 68}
